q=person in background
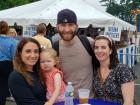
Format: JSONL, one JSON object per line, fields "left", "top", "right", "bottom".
{"left": 8, "top": 37, "right": 46, "bottom": 105}
{"left": 45, "top": 23, "right": 55, "bottom": 42}
{"left": 92, "top": 35, "right": 136, "bottom": 105}
{"left": 0, "top": 21, "right": 17, "bottom": 105}
{"left": 85, "top": 24, "right": 94, "bottom": 37}
{"left": 53, "top": 9, "right": 94, "bottom": 98}
{"left": 51, "top": 33, "right": 61, "bottom": 44}
{"left": 7, "top": 28, "right": 19, "bottom": 44}
{"left": 8, "top": 28, "right": 17, "bottom": 38}
{"left": 33, "top": 23, "right": 52, "bottom": 49}
{"left": 40, "top": 48, "right": 66, "bottom": 105}
{"left": 85, "top": 24, "right": 99, "bottom": 39}
{"left": 7, "top": 28, "right": 17, "bottom": 101}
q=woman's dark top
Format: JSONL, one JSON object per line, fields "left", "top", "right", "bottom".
{"left": 8, "top": 71, "right": 46, "bottom": 105}
{"left": 93, "top": 63, "right": 136, "bottom": 103}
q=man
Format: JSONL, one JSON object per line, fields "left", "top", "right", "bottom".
{"left": 53, "top": 9, "right": 94, "bottom": 98}
{"left": 33, "top": 23, "right": 52, "bottom": 49}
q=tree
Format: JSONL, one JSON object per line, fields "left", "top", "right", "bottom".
{"left": 99, "top": 0, "right": 117, "bottom": 6}
{"left": 100, "top": 0, "right": 140, "bottom": 24}
{"left": 100, "top": 0, "right": 122, "bottom": 17}
{"left": 0, "top": 0, "right": 39, "bottom": 10}
{"left": 123, "top": 0, "right": 140, "bottom": 24}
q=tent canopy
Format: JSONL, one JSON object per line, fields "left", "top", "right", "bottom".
{"left": 0, "top": 0, "right": 136, "bottom": 31}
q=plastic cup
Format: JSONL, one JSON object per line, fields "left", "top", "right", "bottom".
{"left": 78, "top": 89, "right": 90, "bottom": 104}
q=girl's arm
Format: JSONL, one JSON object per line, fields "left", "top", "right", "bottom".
{"left": 121, "top": 81, "right": 134, "bottom": 105}
{"left": 45, "top": 73, "right": 62, "bottom": 105}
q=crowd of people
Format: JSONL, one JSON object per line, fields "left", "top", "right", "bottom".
{"left": 0, "top": 8, "right": 136, "bottom": 105}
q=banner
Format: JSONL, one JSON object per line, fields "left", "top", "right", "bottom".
{"left": 104, "top": 26, "right": 121, "bottom": 41}
{"left": 23, "top": 24, "right": 37, "bottom": 37}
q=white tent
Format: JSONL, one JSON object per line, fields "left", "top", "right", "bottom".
{"left": 0, "top": 0, "right": 55, "bottom": 18}
{"left": 0, "top": 0, "right": 136, "bottom": 31}
{"left": 85, "top": 0, "right": 106, "bottom": 12}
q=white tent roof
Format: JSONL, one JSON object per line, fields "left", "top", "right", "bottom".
{"left": 0, "top": 0, "right": 55, "bottom": 18}
{"left": 0, "top": 0, "right": 136, "bottom": 31}
{"left": 84, "top": 0, "right": 106, "bottom": 12}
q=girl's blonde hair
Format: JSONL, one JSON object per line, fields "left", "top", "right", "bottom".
{"left": 41, "top": 48, "right": 60, "bottom": 69}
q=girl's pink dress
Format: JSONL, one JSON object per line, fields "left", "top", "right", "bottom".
{"left": 43, "top": 67, "right": 66, "bottom": 102}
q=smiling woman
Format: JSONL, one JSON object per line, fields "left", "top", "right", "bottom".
{"left": 8, "top": 37, "right": 46, "bottom": 105}
{"left": 92, "top": 35, "right": 136, "bottom": 105}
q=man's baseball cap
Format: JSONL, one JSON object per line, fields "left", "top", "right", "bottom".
{"left": 57, "top": 9, "right": 77, "bottom": 24}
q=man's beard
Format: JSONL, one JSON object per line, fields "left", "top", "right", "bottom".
{"left": 58, "top": 30, "right": 77, "bottom": 41}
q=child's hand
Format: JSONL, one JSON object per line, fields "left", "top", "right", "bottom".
{"left": 44, "top": 101, "right": 53, "bottom": 105}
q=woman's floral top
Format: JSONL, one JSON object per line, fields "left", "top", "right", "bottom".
{"left": 93, "top": 63, "right": 136, "bottom": 103}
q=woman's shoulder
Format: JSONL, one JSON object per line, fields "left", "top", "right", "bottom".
{"left": 115, "top": 63, "right": 130, "bottom": 70}
{"left": 113, "top": 63, "right": 132, "bottom": 75}
{"left": 114, "top": 63, "right": 137, "bottom": 82}
{"left": 9, "top": 70, "right": 21, "bottom": 76}
{"left": 9, "top": 71, "right": 24, "bottom": 82}
{"left": 8, "top": 71, "right": 30, "bottom": 89}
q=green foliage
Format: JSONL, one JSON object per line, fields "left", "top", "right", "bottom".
{"left": 100, "top": 0, "right": 140, "bottom": 24}
{"left": 106, "top": 2, "right": 120, "bottom": 16}
{"left": 0, "top": 0, "right": 39, "bottom": 10}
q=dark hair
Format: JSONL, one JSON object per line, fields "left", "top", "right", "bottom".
{"left": 13, "top": 37, "right": 44, "bottom": 85}
{"left": 0, "top": 21, "right": 9, "bottom": 34}
{"left": 93, "top": 35, "right": 119, "bottom": 70}
{"left": 36, "top": 23, "right": 46, "bottom": 34}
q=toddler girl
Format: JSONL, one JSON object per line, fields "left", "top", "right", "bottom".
{"left": 40, "top": 48, "right": 66, "bottom": 105}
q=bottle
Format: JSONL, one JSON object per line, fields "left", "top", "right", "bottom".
{"left": 64, "top": 82, "right": 74, "bottom": 105}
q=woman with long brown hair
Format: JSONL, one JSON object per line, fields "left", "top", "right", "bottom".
{"left": 92, "top": 35, "right": 136, "bottom": 105}
{"left": 8, "top": 37, "right": 46, "bottom": 105}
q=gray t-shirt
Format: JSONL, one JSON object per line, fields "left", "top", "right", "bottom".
{"left": 59, "top": 36, "right": 94, "bottom": 98}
